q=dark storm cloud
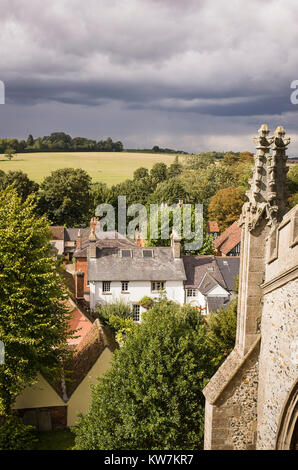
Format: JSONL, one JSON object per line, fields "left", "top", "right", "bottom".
{"left": 0, "top": 0, "right": 298, "bottom": 151}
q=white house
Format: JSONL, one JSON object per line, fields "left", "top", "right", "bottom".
{"left": 85, "top": 225, "right": 240, "bottom": 319}
{"left": 88, "top": 232, "right": 186, "bottom": 321}
{"left": 183, "top": 255, "right": 239, "bottom": 313}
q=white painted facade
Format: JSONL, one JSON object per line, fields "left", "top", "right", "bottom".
{"left": 185, "top": 284, "right": 230, "bottom": 313}
{"left": 89, "top": 279, "right": 185, "bottom": 315}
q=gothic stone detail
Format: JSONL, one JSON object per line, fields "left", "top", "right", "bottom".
{"left": 204, "top": 341, "right": 259, "bottom": 450}
{"left": 203, "top": 125, "right": 297, "bottom": 450}
{"left": 257, "top": 278, "right": 298, "bottom": 449}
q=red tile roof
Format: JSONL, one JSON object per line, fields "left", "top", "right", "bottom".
{"left": 67, "top": 299, "right": 93, "bottom": 345}
{"left": 206, "top": 221, "right": 219, "bottom": 233}
{"left": 214, "top": 221, "right": 241, "bottom": 255}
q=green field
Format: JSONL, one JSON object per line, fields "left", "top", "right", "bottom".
{"left": 0, "top": 152, "right": 178, "bottom": 186}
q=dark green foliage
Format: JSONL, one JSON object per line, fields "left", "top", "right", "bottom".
{"left": 133, "top": 167, "right": 149, "bottom": 180}
{"left": 0, "top": 170, "right": 39, "bottom": 201}
{"left": 150, "top": 162, "right": 168, "bottom": 183}
{"left": 0, "top": 133, "right": 124, "bottom": 153}
{"left": 0, "top": 416, "right": 37, "bottom": 450}
{"left": 38, "top": 168, "right": 92, "bottom": 226}
{"left": 74, "top": 301, "right": 216, "bottom": 450}
{"left": 206, "top": 298, "right": 237, "bottom": 368}
{"left": 0, "top": 187, "right": 70, "bottom": 415}
{"left": 150, "top": 178, "right": 187, "bottom": 205}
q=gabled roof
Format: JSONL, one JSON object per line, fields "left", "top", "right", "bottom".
{"left": 207, "top": 221, "right": 219, "bottom": 233}
{"left": 199, "top": 272, "right": 222, "bottom": 295}
{"left": 50, "top": 226, "right": 65, "bottom": 240}
{"left": 88, "top": 247, "right": 186, "bottom": 282}
{"left": 183, "top": 255, "right": 239, "bottom": 292}
{"left": 45, "top": 318, "right": 117, "bottom": 400}
{"left": 214, "top": 221, "right": 241, "bottom": 255}
{"left": 207, "top": 296, "right": 230, "bottom": 313}
{"left": 64, "top": 320, "right": 117, "bottom": 397}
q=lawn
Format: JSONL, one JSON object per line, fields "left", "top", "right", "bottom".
{"left": 34, "top": 429, "right": 75, "bottom": 450}
{"left": 0, "top": 152, "right": 178, "bottom": 185}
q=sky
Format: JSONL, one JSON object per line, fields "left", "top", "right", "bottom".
{"left": 0, "top": 0, "right": 298, "bottom": 153}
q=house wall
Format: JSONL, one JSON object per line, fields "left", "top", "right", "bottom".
{"left": 50, "top": 240, "right": 64, "bottom": 255}
{"left": 75, "top": 256, "right": 89, "bottom": 293}
{"left": 185, "top": 290, "right": 206, "bottom": 308}
{"left": 89, "top": 279, "right": 185, "bottom": 311}
{"left": 13, "top": 373, "right": 65, "bottom": 409}
{"left": 256, "top": 207, "right": 298, "bottom": 449}
{"left": 67, "top": 347, "right": 113, "bottom": 427}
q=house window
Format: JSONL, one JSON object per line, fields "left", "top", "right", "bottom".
{"left": 132, "top": 304, "right": 141, "bottom": 322}
{"left": 102, "top": 281, "right": 111, "bottom": 293}
{"left": 187, "top": 288, "right": 197, "bottom": 297}
{"left": 228, "top": 242, "right": 241, "bottom": 256}
{"left": 151, "top": 281, "right": 165, "bottom": 292}
{"left": 121, "top": 249, "right": 132, "bottom": 258}
{"left": 121, "top": 281, "right": 129, "bottom": 292}
{"left": 143, "top": 250, "right": 153, "bottom": 258}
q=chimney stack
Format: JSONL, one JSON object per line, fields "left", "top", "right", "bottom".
{"left": 77, "top": 229, "right": 82, "bottom": 250}
{"left": 75, "top": 270, "right": 85, "bottom": 299}
{"left": 89, "top": 227, "right": 97, "bottom": 258}
{"left": 171, "top": 230, "right": 181, "bottom": 258}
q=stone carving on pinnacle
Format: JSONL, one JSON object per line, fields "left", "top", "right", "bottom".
{"left": 239, "top": 124, "right": 290, "bottom": 231}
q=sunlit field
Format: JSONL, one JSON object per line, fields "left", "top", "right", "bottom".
{"left": 0, "top": 152, "right": 179, "bottom": 185}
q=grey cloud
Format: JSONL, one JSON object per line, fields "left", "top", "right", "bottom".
{"left": 0, "top": 0, "right": 297, "bottom": 151}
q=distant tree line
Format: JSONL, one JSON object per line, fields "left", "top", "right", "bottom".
{"left": 0, "top": 151, "right": 296, "bottom": 241}
{"left": 0, "top": 133, "right": 124, "bottom": 153}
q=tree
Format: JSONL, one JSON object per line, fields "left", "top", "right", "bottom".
{"left": 38, "top": 168, "right": 92, "bottom": 226}
{"left": 0, "top": 171, "right": 39, "bottom": 202}
{"left": 0, "top": 187, "right": 70, "bottom": 416}
{"left": 184, "top": 152, "right": 217, "bottom": 170}
{"left": 4, "top": 148, "right": 15, "bottom": 161}
{"left": 150, "top": 162, "right": 168, "bottom": 183}
{"left": 181, "top": 164, "right": 236, "bottom": 208}
{"left": 208, "top": 186, "right": 247, "bottom": 231}
{"left": 221, "top": 152, "right": 240, "bottom": 167}
{"left": 168, "top": 156, "right": 183, "bottom": 178}
{"left": 206, "top": 298, "right": 237, "bottom": 368}
{"left": 26, "top": 134, "right": 34, "bottom": 147}
{"left": 133, "top": 167, "right": 149, "bottom": 180}
{"left": 150, "top": 178, "right": 187, "bottom": 205}
{"left": 74, "top": 301, "right": 214, "bottom": 450}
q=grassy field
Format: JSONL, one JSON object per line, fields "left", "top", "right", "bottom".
{"left": 0, "top": 152, "right": 178, "bottom": 185}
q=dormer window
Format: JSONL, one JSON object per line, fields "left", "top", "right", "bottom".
{"left": 121, "top": 249, "right": 132, "bottom": 258}
{"left": 143, "top": 249, "right": 153, "bottom": 258}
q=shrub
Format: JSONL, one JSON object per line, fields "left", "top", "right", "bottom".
{"left": 0, "top": 416, "right": 37, "bottom": 450}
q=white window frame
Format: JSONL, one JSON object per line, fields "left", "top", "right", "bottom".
{"left": 121, "top": 281, "right": 129, "bottom": 292}
{"left": 132, "top": 304, "right": 141, "bottom": 322}
{"left": 142, "top": 249, "right": 153, "bottom": 258}
{"left": 187, "top": 288, "right": 197, "bottom": 297}
{"left": 120, "top": 249, "right": 132, "bottom": 258}
{"left": 151, "top": 281, "right": 165, "bottom": 292}
{"left": 102, "top": 281, "right": 111, "bottom": 293}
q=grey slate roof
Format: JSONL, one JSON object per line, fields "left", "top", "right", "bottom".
{"left": 207, "top": 296, "right": 230, "bottom": 313}
{"left": 74, "top": 231, "right": 136, "bottom": 257}
{"left": 88, "top": 247, "right": 186, "bottom": 282}
{"left": 183, "top": 255, "right": 239, "bottom": 292}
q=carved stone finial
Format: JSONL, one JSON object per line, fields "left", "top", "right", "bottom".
{"left": 239, "top": 124, "right": 290, "bottom": 231}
